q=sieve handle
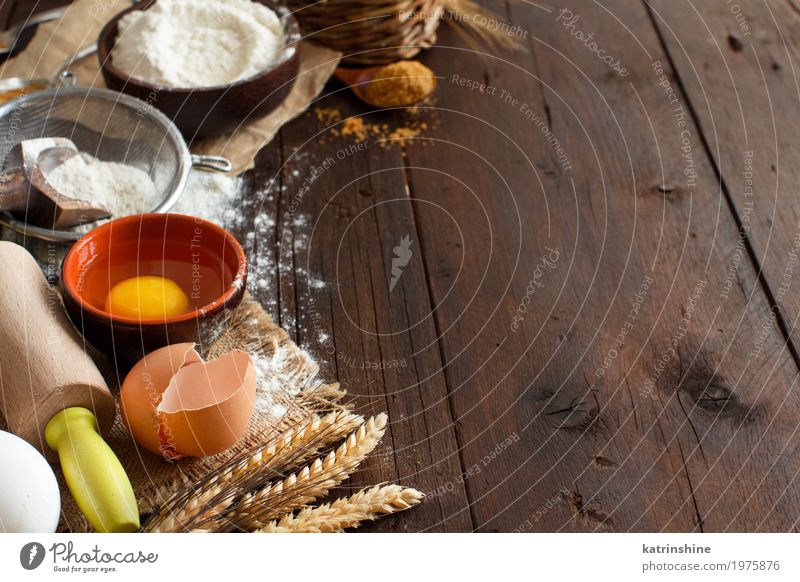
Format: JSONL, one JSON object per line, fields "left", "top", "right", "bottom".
{"left": 58, "top": 71, "right": 77, "bottom": 87}
{"left": 56, "top": 43, "right": 98, "bottom": 80}
{"left": 191, "top": 155, "right": 233, "bottom": 173}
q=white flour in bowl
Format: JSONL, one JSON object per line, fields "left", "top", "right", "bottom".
{"left": 112, "top": 0, "right": 286, "bottom": 89}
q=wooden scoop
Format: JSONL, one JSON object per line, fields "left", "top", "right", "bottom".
{"left": 333, "top": 63, "right": 436, "bottom": 109}
{"left": 334, "top": 66, "right": 435, "bottom": 108}
{"left": 334, "top": 67, "right": 380, "bottom": 106}
{"left": 0, "top": 138, "right": 111, "bottom": 229}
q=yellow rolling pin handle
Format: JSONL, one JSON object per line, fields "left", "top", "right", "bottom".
{"left": 45, "top": 407, "right": 139, "bottom": 533}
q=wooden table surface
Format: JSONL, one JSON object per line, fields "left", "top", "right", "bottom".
{"left": 4, "top": 0, "right": 800, "bottom": 532}
{"left": 0, "top": 0, "right": 71, "bottom": 45}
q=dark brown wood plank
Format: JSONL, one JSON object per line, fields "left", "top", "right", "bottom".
{"left": 644, "top": 3, "right": 800, "bottom": 353}
{"left": 239, "top": 146, "right": 283, "bottom": 324}
{"left": 0, "top": 0, "right": 73, "bottom": 59}
{"left": 0, "top": 1, "right": 15, "bottom": 30}
{"left": 8, "top": 0, "right": 72, "bottom": 26}
{"left": 647, "top": 0, "right": 800, "bottom": 531}
{"left": 273, "top": 89, "right": 473, "bottom": 531}
{"left": 398, "top": 0, "right": 800, "bottom": 531}
{"left": 3, "top": 0, "right": 797, "bottom": 533}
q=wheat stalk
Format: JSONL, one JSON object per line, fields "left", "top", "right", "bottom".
{"left": 225, "top": 410, "right": 364, "bottom": 482}
{"left": 227, "top": 413, "right": 388, "bottom": 530}
{"left": 444, "top": 0, "right": 525, "bottom": 52}
{"left": 257, "top": 485, "right": 424, "bottom": 533}
{"left": 145, "top": 410, "right": 363, "bottom": 532}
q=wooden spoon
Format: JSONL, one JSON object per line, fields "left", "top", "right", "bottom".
{"left": 0, "top": 138, "right": 111, "bottom": 229}
{"left": 334, "top": 66, "right": 435, "bottom": 108}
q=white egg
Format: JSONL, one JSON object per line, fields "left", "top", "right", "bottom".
{"left": 0, "top": 430, "right": 60, "bottom": 533}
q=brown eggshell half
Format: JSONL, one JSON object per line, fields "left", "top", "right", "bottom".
{"left": 120, "top": 343, "right": 202, "bottom": 456}
{"left": 120, "top": 344, "right": 256, "bottom": 459}
{"left": 156, "top": 350, "right": 256, "bottom": 458}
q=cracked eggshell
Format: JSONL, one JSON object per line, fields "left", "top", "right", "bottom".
{"left": 120, "top": 343, "right": 201, "bottom": 456}
{"left": 120, "top": 344, "right": 255, "bottom": 459}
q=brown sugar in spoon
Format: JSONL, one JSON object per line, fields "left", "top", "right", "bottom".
{"left": 334, "top": 61, "right": 437, "bottom": 108}
{"left": 0, "top": 138, "right": 111, "bottom": 229}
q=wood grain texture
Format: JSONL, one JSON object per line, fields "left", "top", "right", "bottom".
{"left": 0, "top": 0, "right": 72, "bottom": 55}
{"left": 376, "top": 0, "right": 799, "bottom": 532}
{"left": 0, "top": 242, "right": 115, "bottom": 455}
{"left": 274, "top": 91, "right": 474, "bottom": 531}
{"left": 8, "top": 0, "right": 71, "bottom": 25}
{"left": 2, "top": 0, "right": 799, "bottom": 531}
{"left": 646, "top": 0, "right": 800, "bottom": 532}
{"left": 239, "top": 0, "right": 798, "bottom": 531}
{"left": 0, "top": 1, "right": 14, "bottom": 30}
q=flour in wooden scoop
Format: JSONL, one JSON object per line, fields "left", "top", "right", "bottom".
{"left": 45, "top": 153, "right": 159, "bottom": 229}
{"left": 112, "top": 0, "right": 286, "bottom": 89}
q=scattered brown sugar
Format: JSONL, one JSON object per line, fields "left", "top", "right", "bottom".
{"left": 339, "top": 117, "right": 369, "bottom": 141}
{"left": 315, "top": 106, "right": 341, "bottom": 125}
{"left": 332, "top": 115, "right": 431, "bottom": 148}
{"left": 386, "top": 125, "right": 426, "bottom": 148}
{"left": 361, "top": 60, "right": 436, "bottom": 108}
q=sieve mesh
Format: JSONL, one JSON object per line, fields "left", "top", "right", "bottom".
{"left": 0, "top": 87, "right": 191, "bottom": 241}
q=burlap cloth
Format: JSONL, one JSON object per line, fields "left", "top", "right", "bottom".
{"left": 0, "top": 0, "right": 346, "bottom": 531}
{"left": 0, "top": 0, "right": 342, "bottom": 174}
{"left": 72, "top": 293, "right": 345, "bottom": 533}
{"left": 0, "top": 292, "right": 346, "bottom": 532}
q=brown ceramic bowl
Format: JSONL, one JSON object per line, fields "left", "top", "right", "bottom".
{"left": 60, "top": 214, "right": 247, "bottom": 365}
{"left": 97, "top": 0, "right": 300, "bottom": 139}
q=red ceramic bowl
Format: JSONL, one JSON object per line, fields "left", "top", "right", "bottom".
{"left": 61, "top": 214, "right": 247, "bottom": 365}
{"left": 97, "top": 0, "right": 300, "bottom": 139}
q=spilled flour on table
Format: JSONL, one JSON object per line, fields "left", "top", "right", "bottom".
{"left": 174, "top": 171, "right": 243, "bottom": 226}
{"left": 175, "top": 170, "right": 275, "bottom": 297}
{"left": 177, "top": 169, "right": 328, "bottom": 414}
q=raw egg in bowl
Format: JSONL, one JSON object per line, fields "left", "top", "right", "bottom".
{"left": 60, "top": 213, "right": 247, "bottom": 364}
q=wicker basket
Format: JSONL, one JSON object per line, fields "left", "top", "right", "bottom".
{"left": 286, "top": 0, "right": 444, "bottom": 65}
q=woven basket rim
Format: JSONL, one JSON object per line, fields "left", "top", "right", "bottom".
{"left": 286, "top": 0, "right": 444, "bottom": 65}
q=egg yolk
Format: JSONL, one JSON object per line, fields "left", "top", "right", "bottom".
{"left": 105, "top": 276, "right": 189, "bottom": 320}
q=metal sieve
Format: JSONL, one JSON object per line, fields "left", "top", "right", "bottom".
{"left": 0, "top": 86, "right": 231, "bottom": 243}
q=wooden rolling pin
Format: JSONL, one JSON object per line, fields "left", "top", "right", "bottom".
{"left": 0, "top": 242, "right": 138, "bottom": 532}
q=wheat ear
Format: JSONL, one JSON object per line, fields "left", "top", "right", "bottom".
{"left": 444, "top": 0, "right": 525, "bottom": 52}
{"left": 257, "top": 485, "right": 424, "bottom": 533}
{"left": 229, "top": 413, "right": 388, "bottom": 530}
{"left": 145, "top": 410, "right": 363, "bottom": 532}
{"left": 225, "top": 410, "right": 364, "bottom": 482}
